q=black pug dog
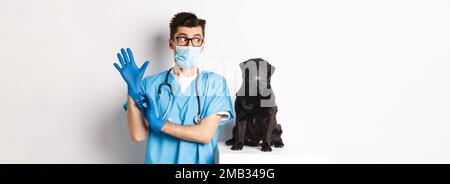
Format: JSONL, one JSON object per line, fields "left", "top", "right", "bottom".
{"left": 226, "top": 58, "right": 284, "bottom": 152}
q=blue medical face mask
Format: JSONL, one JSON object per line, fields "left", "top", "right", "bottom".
{"left": 175, "top": 46, "right": 202, "bottom": 69}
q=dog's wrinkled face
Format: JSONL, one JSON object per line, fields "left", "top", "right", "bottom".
{"left": 239, "top": 58, "right": 275, "bottom": 97}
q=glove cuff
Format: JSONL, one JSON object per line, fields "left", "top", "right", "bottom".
{"left": 128, "top": 92, "right": 146, "bottom": 111}
{"left": 150, "top": 118, "right": 165, "bottom": 133}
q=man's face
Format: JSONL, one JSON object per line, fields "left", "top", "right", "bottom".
{"left": 169, "top": 26, "right": 205, "bottom": 53}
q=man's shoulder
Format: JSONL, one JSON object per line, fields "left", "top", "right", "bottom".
{"left": 201, "top": 70, "right": 226, "bottom": 82}
{"left": 201, "top": 70, "right": 229, "bottom": 94}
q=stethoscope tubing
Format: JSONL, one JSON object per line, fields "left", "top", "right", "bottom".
{"left": 157, "top": 68, "right": 202, "bottom": 124}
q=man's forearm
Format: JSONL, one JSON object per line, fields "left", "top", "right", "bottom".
{"left": 161, "top": 115, "right": 221, "bottom": 144}
{"left": 127, "top": 96, "right": 148, "bottom": 142}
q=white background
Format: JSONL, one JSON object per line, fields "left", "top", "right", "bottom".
{"left": 1, "top": 0, "right": 449, "bottom": 163}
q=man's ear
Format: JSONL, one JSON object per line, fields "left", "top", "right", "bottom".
{"left": 169, "top": 39, "right": 174, "bottom": 49}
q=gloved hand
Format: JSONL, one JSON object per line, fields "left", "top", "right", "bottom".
{"left": 114, "top": 48, "right": 149, "bottom": 110}
{"left": 144, "top": 98, "right": 167, "bottom": 133}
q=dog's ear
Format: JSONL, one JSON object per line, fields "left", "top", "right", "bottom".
{"left": 239, "top": 61, "right": 246, "bottom": 70}
{"left": 268, "top": 63, "right": 275, "bottom": 76}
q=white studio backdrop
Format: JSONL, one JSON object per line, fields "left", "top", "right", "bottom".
{"left": 0, "top": 0, "right": 450, "bottom": 163}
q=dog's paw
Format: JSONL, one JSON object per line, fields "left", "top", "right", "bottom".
{"left": 231, "top": 142, "right": 244, "bottom": 150}
{"left": 261, "top": 143, "right": 272, "bottom": 152}
{"left": 225, "top": 139, "right": 235, "bottom": 146}
{"left": 273, "top": 141, "right": 284, "bottom": 148}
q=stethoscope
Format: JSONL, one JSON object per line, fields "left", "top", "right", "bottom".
{"left": 157, "top": 68, "right": 202, "bottom": 124}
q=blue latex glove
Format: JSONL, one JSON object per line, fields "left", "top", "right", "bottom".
{"left": 114, "top": 48, "right": 149, "bottom": 110}
{"left": 144, "top": 98, "right": 166, "bottom": 133}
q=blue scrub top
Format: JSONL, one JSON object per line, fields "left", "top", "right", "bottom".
{"left": 123, "top": 69, "right": 235, "bottom": 164}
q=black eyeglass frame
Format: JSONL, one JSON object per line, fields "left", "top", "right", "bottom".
{"left": 173, "top": 36, "right": 204, "bottom": 47}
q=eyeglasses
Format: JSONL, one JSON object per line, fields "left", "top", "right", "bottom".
{"left": 174, "top": 36, "right": 204, "bottom": 47}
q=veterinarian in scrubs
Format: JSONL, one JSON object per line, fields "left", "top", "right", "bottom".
{"left": 113, "top": 12, "right": 235, "bottom": 164}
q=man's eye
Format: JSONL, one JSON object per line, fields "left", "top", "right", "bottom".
{"left": 178, "top": 37, "right": 188, "bottom": 42}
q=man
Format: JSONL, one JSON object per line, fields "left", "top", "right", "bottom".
{"left": 113, "top": 12, "right": 235, "bottom": 164}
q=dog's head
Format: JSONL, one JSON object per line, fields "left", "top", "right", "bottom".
{"left": 239, "top": 58, "right": 275, "bottom": 97}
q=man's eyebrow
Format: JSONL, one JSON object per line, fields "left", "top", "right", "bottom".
{"left": 176, "top": 33, "right": 203, "bottom": 38}
{"left": 176, "top": 33, "right": 188, "bottom": 37}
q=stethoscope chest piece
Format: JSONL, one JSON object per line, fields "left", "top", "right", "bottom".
{"left": 194, "top": 115, "right": 202, "bottom": 125}
{"left": 158, "top": 68, "right": 203, "bottom": 125}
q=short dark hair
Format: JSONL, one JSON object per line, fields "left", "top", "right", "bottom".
{"left": 169, "top": 12, "right": 206, "bottom": 40}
